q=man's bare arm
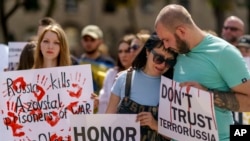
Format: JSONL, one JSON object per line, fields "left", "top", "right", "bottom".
{"left": 211, "top": 90, "right": 239, "bottom": 111}
{"left": 180, "top": 81, "right": 250, "bottom": 112}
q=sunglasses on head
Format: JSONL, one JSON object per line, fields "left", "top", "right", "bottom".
{"left": 130, "top": 44, "right": 140, "bottom": 51}
{"left": 223, "top": 26, "right": 240, "bottom": 32}
{"left": 151, "top": 50, "right": 176, "bottom": 67}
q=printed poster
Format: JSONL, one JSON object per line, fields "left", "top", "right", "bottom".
{"left": 158, "top": 76, "right": 219, "bottom": 141}
{"left": 0, "top": 64, "right": 94, "bottom": 140}
{"left": 70, "top": 114, "right": 140, "bottom": 141}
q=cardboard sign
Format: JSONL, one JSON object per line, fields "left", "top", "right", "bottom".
{"left": 158, "top": 76, "right": 219, "bottom": 141}
{"left": 0, "top": 65, "right": 93, "bottom": 140}
{"left": 70, "top": 114, "right": 140, "bottom": 141}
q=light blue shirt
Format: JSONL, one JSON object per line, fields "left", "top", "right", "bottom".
{"left": 111, "top": 69, "right": 161, "bottom": 106}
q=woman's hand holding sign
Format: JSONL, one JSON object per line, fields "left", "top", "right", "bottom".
{"left": 136, "top": 112, "right": 158, "bottom": 131}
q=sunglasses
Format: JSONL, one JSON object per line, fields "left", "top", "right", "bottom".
{"left": 151, "top": 50, "right": 176, "bottom": 67}
{"left": 130, "top": 44, "right": 140, "bottom": 51}
{"left": 223, "top": 26, "right": 240, "bottom": 32}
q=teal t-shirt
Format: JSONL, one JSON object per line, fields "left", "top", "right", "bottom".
{"left": 174, "top": 34, "right": 250, "bottom": 141}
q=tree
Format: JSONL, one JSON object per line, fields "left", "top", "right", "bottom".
{"left": 0, "top": 0, "right": 24, "bottom": 43}
{"left": 237, "top": 0, "right": 250, "bottom": 33}
{"left": 0, "top": 0, "right": 56, "bottom": 44}
{"left": 207, "top": 0, "right": 234, "bottom": 34}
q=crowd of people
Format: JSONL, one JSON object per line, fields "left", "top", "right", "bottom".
{"left": 1, "top": 3, "right": 250, "bottom": 141}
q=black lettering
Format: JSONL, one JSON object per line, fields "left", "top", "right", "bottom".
{"left": 101, "top": 127, "right": 111, "bottom": 140}
{"left": 184, "top": 93, "right": 192, "bottom": 108}
{"left": 126, "top": 127, "right": 136, "bottom": 141}
{"left": 171, "top": 106, "right": 178, "bottom": 120}
{"left": 73, "top": 127, "right": 85, "bottom": 141}
{"left": 187, "top": 111, "right": 196, "bottom": 126}
{"left": 50, "top": 73, "right": 58, "bottom": 89}
{"left": 197, "top": 114, "right": 205, "bottom": 128}
{"left": 88, "top": 126, "right": 98, "bottom": 141}
{"left": 204, "top": 116, "right": 213, "bottom": 130}
{"left": 161, "top": 84, "right": 168, "bottom": 98}
{"left": 16, "top": 97, "right": 26, "bottom": 113}
{"left": 113, "top": 127, "right": 124, "bottom": 141}
{"left": 178, "top": 108, "right": 186, "bottom": 123}
{"left": 38, "top": 133, "right": 48, "bottom": 141}
{"left": 7, "top": 78, "right": 15, "bottom": 96}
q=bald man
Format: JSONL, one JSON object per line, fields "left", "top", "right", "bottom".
{"left": 155, "top": 4, "right": 250, "bottom": 141}
{"left": 221, "top": 16, "right": 245, "bottom": 46}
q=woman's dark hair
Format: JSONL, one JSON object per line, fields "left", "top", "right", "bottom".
{"left": 39, "top": 17, "right": 57, "bottom": 26}
{"left": 132, "top": 33, "right": 166, "bottom": 67}
{"left": 17, "top": 41, "right": 36, "bottom": 70}
{"left": 132, "top": 32, "right": 177, "bottom": 76}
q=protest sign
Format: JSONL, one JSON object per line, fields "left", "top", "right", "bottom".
{"left": 70, "top": 114, "right": 140, "bottom": 141}
{"left": 0, "top": 44, "right": 9, "bottom": 72}
{"left": 158, "top": 76, "right": 218, "bottom": 141}
{"left": 0, "top": 64, "right": 93, "bottom": 140}
{"left": 8, "top": 42, "right": 27, "bottom": 71}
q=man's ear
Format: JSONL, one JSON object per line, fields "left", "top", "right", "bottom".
{"left": 175, "top": 25, "right": 186, "bottom": 39}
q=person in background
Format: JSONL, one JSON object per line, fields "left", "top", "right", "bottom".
{"left": 37, "top": 17, "right": 57, "bottom": 37}
{"left": 79, "top": 25, "right": 115, "bottom": 94}
{"left": 130, "top": 30, "right": 150, "bottom": 59}
{"left": 98, "top": 33, "right": 136, "bottom": 113}
{"left": 221, "top": 16, "right": 245, "bottom": 124}
{"left": 155, "top": 4, "right": 250, "bottom": 141}
{"left": 235, "top": 35, "right": 250, "bottom": 125}
{"left": 221, "top": 15, "right": 244, "bottom": 46}
{"left": 33, "top": 24, "right": 71, "bottom": 68}
{"left": 237, "top": 35, "right": 250, "bottom": 59}
{"left": 106, "top": 33, "right": 177, "bottom": 141}
{"left": 17, "top": 41, "right": 36, "bottom": 70}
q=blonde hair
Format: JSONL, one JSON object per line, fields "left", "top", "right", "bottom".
{"left": 136, "top": 31, "right": 150, "bottom": 46}
{"left": 33, "top": 24, "right": 71, "bottom": 68}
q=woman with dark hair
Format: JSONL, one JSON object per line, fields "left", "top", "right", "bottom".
{"left": 17, "top": 41, "right": 36, "bottom": 70}
{"left": 106, "top": 33, "right": 177, "bottom": 141}
{"left": 98, "top": 34, "right": 136, "bottom": 113}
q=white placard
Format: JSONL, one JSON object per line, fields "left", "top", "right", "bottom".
{"left": 8, "top": 42, "right": 27, "bottom": 71}
{"left": 0, "top": 64, "right": 94, "bottom": 140}
{"left": 70, "top": 114, "right": 140, "bottom": 141}
{"left": 158, "top": 76, "right": 219, "bottom": 141}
